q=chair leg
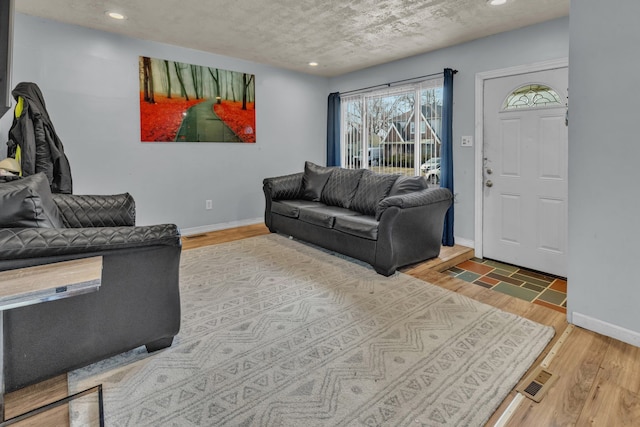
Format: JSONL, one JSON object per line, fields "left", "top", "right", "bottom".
{"left": 145, "top": 337, "right": 174, "bottom": 353}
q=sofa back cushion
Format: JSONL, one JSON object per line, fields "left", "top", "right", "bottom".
{"left": 388, "top": 175, "right": 428, "bottom": 196}
{"left": 350, "top": 170, "right": 399, "bottom": 216}
{"left": 52, "top": 193, "right": 136, "bottom": 227}
{"left": 0, "top": 172, "right": 65, "bottom": 228}
{"left": 320, "top": 168, "right": 364, "bottom": 209}
{"left": 301, "top": 161, "right": 334, "bottom": 201}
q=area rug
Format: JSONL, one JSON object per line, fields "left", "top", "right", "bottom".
{"left": 69, "top": 234, "right": 554, "bottom": 426}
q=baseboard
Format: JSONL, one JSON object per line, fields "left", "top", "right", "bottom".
{"left": 571, "top": 312, "right": 640, "bottom": 348}
{"left": 181, "top": 218, "right": 263, "bottom": 236}
{"left": 454, "top": 236, "right": 474, "bottom": 249}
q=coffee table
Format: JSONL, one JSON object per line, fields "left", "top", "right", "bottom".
{"left": 0, "top": 257, "right": 103, "bottom": 426}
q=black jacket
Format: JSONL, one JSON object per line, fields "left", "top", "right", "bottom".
{"left": 6, "top": 82, "right": 72, "bottom": 194}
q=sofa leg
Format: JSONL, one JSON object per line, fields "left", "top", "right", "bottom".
{"left": 145, "top": 337, "right": 174, "bottom": 353}
{"left": 374, "top": 266, "right": 395, "bottom": 277}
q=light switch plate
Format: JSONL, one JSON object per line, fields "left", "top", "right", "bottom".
{"left": 461, "top": 136, "right": 473, "bottom": 147}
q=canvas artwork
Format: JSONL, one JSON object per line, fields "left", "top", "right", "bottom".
{"left": 139, "top": 56, "right": 255, "bottom": 143}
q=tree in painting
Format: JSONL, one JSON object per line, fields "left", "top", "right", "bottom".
{"left": 141, "top": 57, "right": 155, "bottom": 104}
{"left": 139, "top": 56, "right": 256, "bottom": 143}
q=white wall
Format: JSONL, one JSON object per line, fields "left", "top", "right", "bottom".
{"left": 568, "top": 0, "right": 640, "bottom": 345}
{"left": 329, "top": 17, "right": 570, "bottom": 243}
{"left": 0, "top": 14, "right": 328, "bottom": 231}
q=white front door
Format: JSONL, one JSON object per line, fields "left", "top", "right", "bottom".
{"left": 482, "top": 67, "right": 568, "bottom": 277}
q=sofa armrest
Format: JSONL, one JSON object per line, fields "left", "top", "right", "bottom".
{"left": 373, "top": 187, "right": 453, "bottom": 275}
{"left": 376, "top": 187, "right": 453, "bottom": 220}
{"left": 52, "top": 193, "right": 136, "bottom": 227}
{"left": 262, "top": 172, "right": 304, "bottom": 200}
{"left": 0, "top": 224, "right": 180, "bottom": 263}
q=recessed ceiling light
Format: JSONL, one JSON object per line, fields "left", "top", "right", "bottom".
{"left": 308, "top": 62, "right": 319, "bottom": 67}
{"left": 487, "top": 0, "right": 507, "bottom": 5}
{"left": 106, "top": 11, "right": 126, "bottom": 20}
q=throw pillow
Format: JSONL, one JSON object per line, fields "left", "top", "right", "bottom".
{"left": 350, "top": 170, "right": 399, "bottom": 216}
{"left": 301, "top": 161, "right": 333, "bottom": 201}
{"left": 388, "top": 175, "right": 428, "bottom": 196}
{"left": 0, "top": 172, "right": 65, "bottom": 228}
{"left": 320, "top": 168, "right": 365, "bottom": 209}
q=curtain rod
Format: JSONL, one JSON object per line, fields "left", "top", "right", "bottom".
{"left": 339, "top": 69, "right": 458, "bottom": 96}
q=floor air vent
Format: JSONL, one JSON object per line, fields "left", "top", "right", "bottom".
{"left": 516, "top": 366, "right": 558, "bottom": 402}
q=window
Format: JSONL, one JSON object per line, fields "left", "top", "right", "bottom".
{"left": 502, "top": 84, "right": 562, "bottom": 110}
{"left": 341, "top": 78, "right": 443, "bottom": 177}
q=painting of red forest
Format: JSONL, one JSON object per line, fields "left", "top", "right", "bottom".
{"left": 139, "top": 56, "right": 256, "bottom": 143}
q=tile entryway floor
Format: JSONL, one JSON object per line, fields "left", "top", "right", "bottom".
{"left": 445, "top": 258, "right": 567, "bottom": 313}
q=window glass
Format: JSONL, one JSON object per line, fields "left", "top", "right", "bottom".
{"left": 502, "top": 84, "right": 562, "bottom": 110}
{"left": 341, "top": 78, "right": 443, "bottom": 179}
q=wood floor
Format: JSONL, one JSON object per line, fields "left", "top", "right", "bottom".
{"left": 6, "top": 224, "right": 640, "bottom": 426}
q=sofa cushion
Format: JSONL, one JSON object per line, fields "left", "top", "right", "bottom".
{"left": 388, "top": 175, "right": 428, "bottom": 197}
{"left": 53, "top": 193, "right": 136, "bottom": 228}
{"left": 271, "top": 200, "right": 325, "bottom": 218}
{"left": 0, "top": 173, "right": 65, "bottom": 228}
{"left": 320, "top": 168, "right": 364, "bottom": 209}
{"left": 350, "top": 170, "right": 399, "bottom": 216}
{"left": 334, "top": 214, "right": 380, "bottom": 240}
{"left": 298, "top": 205, "right": 359, "bottom": 228}
{"left": 301, "top": 161, "right": 333, "bottom": 201}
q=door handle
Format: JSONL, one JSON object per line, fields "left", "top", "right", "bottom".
{"left": 486, "top": 180, "right": 493, "bottom": 188}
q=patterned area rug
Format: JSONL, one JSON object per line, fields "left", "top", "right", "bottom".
{"left": 69, "top": 234, "right": 554, "bottom": 426}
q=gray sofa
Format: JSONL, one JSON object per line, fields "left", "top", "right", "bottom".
{"left": 0, "top": 173, "right": 181, "bottom": 392}
{"left": 263, "top": 162, "right": 453, "bottom": 276}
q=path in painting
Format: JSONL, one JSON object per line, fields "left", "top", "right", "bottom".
{"left": 175, "top": 99, "right": 241, "bottom": 142}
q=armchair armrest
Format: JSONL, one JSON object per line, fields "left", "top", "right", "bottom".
{"left": 0, "top": 224, "right": 180, "bottom": 262}
{"left": 376, "top": 187, "right": 453, "bottom": 220}
{"left": 262, "top": 172, "right": 303, "bottom": 200}
{"left": 52, "top": 193, "right": 136, "bottom": 227}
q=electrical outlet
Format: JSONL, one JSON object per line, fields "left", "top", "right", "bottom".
{"left": 205, "top": 200, "right": 213, "bottom": 210}
{"left": 461, "top": 136, "right": 473, "bottom": 147}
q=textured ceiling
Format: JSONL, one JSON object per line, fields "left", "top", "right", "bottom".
{"left": 14, "top": 0, "right": 569, "bottom": 77}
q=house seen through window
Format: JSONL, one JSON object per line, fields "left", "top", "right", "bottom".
{"left": 341, "top": 77, "right": 444, "bottom": 183}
